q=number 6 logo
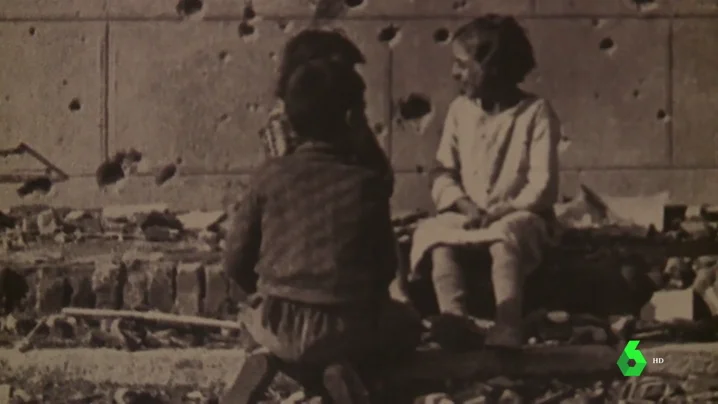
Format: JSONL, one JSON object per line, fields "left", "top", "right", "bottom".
{"left": 617, "top": 340, "right": 647, "bottom": 377}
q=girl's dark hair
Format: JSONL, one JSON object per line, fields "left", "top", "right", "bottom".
{"left": 276, "top": 29, "right": 365, "bottom": 100}
{"left": 283, "top": 59, "right": 365, "bottom": 141}
{"left": 453, "top": 15, "right": 536, "bottom": 84}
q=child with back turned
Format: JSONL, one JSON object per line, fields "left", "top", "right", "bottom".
{"left": 221, "top": 34, "right": 421, "bottom": 404}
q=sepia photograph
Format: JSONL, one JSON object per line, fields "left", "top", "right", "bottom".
{"left": 1, "top": 0, "right": 718, "bottom": 402}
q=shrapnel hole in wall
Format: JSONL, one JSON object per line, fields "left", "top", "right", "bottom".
{"left": 378, "top": 24, "right": 401, "bottom": 47}
{"left": 68, "top": 98, "right": 81, "bottom": 112}
{"left": 398, "top": 94, "right": 432, "bottom": 121}
{"left": 345, "top": 0, "right": 364, "bottom": 8}
{"left": 238, "top": 22, "right": 256, "bottom": 39}
{"left": 433, "top": 28, "right": 451, "bottom": 44}
{"left": 176, "top": 0, "right": 203, "bottom": 17}
{"left": 599, "top": 37, "right": 616, "bottom": 54}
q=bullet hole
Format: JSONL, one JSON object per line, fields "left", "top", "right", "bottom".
{"left": 176, "top": 0, "right": 203, "bottom": 16}
{"left": 62, "top": 79, "right": 68, "bottom": 86}
{"left": 218, "top": 50, "right": 230, "bottom": 62}
{"left": 155, "top": 163, "right": 177, "bottom": 186}
{"left": 4, "top": 95, "right": 9, "bottom": 102}
{"left": 415, "top": 165, "right": 425, "bottom": 173}
{"left": 433, "top": 28, "right": 450, "bottom": 44}
{"left": 238, "top": 21, "right": 256, "bottom": 38}
{"left": 243, "top": 4, "right": 256, "bottom": 20}
{"left": 269, "top": 51, "right": 277, "bottom": 61}
{"left": 95, "top": 148, "right": 143, "bottom": 187}
{"left": 398, "top": 93, "right": 432, "bottom": 121}
{"left": 593, "top": 92, "right": 600, "bottom": 100}
{"left": 452, "top": 0, "right": 468, "bottom": 10}
{"left": 591, "top": 18, "right": 606, "bottom": 28}
{"left": 28, "top": 26, "right": 36, "bottom": 36}
{"left": 599, "top": 37, "right": 615, "bottom": 52}
{"left": 378, "top": 25, "right": 400, "bottom": 44}
{"left": 68, "top": 98, "right": 81, "bottom": 112}
{"left": 633, "top": 89, "right": 641, "bottom": 98}
{"left": 657, "top": 109, "right": 668, "bottom": 120}
{"left": 345, "top": 0, "right": 364, "bottom": 7}
{"left": 219, "top": 113, "right": 230, "bottom": 122}
{"left": 17, "top": 176, "right": 53, "bottom": 197}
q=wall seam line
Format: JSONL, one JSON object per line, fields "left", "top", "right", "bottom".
{"left": 101, "top": 21, "right": 110, "bottom": 161}
{"left": 666, "top": 17, "right": 674, "bottom": 166}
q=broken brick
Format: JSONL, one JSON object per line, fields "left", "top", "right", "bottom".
{"left": 35, "top": 267, "right": 68, "bottom": 314}
{"left": 203, "top": 263, "right": 229, "bottom": 318}
{"left": 174, "top": 261, "right": 205, "bottom": 316}
{"left": 148, "top": 261, "right": 176, "bottom": 312}
{"left": 92, "top": 259, "right": 125, "bottom": 310}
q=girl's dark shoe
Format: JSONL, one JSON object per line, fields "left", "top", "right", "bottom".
{"left": 220, "top": 353, "right": 278, "bottom": 404}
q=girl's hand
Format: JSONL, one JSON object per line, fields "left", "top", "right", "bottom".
{"left": 456, "top": 197, "right": 487, "bottom": 229}
{"left": 483, "top": 202, "right": 516, "bottom": 227}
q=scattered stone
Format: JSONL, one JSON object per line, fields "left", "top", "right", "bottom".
{"left": 103, "top": 204, "right": 169, "bottom": 222}
{"left": 498, "top": 389, "right": 523, "bottom": 404}
{"left": 36, "top": 210, "right": 59, "bottom": 236}
{"left": 177, "top": 211, "right": 225, "bottom": 232}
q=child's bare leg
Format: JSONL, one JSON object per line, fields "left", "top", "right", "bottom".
{"left": 486, "top": 241, "right": 525, "bottom": 347}
{"left": 431, "top": 245, "right": 469, "bottom": 316}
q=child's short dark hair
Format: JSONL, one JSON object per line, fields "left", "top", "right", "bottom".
{"left": 453, "top": 15, "right": 536, "bottom": 84}
{"left": 276, "top": 29, "right": 365, "bottom": 100}
{"left": 283, "top": 59, "right": 365, "bottom": 142}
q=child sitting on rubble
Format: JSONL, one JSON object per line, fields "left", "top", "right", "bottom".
{"left": 221, "top": 53, "right": 422, "bottom": 403}
{"left": 410, "top": 15, "right": 562, "bottom": 349}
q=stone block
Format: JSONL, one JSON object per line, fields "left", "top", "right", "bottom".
{"left": 122, "top": 261, "right": 150, "bottom": 310}
{"left": 109, "top": 20, "right": 390, "bottom": 173}
{"left": 66, "top": 263, "right": 96, "bottom": 308}
{"left": 672, "top": 20, "right": 718, "bottom": 166}
{"left": 241, "top": 0, "right": 529, "bottom": 18}
{"left": 0, "top": 0, "right": 107, "bottom": 18}
{"left": 0, "top": 175, "right": 250, "bottom": 212}
{"left": 0, "top": 23, "right": 105, "bottom": 176}
{"left": 174, "top": 261, "right": 205, "bottom": 316}
{"left": 522, "top": 19, "right": 670, "bottom": 168}
{"left": 92, "top": 259, "right": 125, "bottom": 310}
{"left": 574, "top": 169, "right": 718, "bottom": 205}
{"left": 35, "top": 267, "right": 67, "bottom": 314}
{"left": 203, "top": 263, "right": 230, "bottom": 318}
{"left": 148, "top": 261, "right": 177, "bottom": 312}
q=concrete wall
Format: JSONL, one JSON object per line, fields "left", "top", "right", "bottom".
{"left": 1, "top": 0, "right": 718, "bottom": 213}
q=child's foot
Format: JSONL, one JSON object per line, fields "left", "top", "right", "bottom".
{"left": 220, "top": 353, "right": 277, "bottom": 404}
{"left": 322, "top": 363, "right": 371, "bottom": 404}
{"left": 484, "top": 324, "right": 524, "bottom": 349}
